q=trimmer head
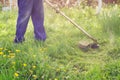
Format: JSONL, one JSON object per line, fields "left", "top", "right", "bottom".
{"left": 78, "top": 41, "right": 99, "bottom": 51}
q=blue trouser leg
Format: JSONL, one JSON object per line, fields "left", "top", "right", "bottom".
{"left": 15, "top": 0, "right": 33, "bottom": 42}
{"left": 15, "top": 0, "right": 46, "bottom": 42}
{"left": 31, "top": 0, "right": 46, "bottom": 41}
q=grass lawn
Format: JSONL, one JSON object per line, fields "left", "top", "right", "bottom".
{"left": 0, "top": 4, "right": 120, "bottom": 80}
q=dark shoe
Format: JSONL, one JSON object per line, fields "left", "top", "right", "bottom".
{"left": 14, "top": 38, "right": 25, "bottom": 43}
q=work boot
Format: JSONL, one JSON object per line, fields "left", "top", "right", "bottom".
{"left": 14, "top": 37, "right": 25, "bottom": 43}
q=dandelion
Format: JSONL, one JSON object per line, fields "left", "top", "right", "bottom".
{"left": 8, "top": 53, "right": 15, "bottom": 58}
{"left": 64, "top": 70, "right": 66, "bottom": 72}
{"left": 3, "top": 54, "right": 6, "bottom": 58}
{"left": 33, "top": 55, "right": 36, "bottom": 58}
{"left": 32, "top": 65, "right": 36, "bottom": 69}
{"left": 11, "top": 61, "right": 16, "bottom": 65}
{"left": 16, "top": 50, "right": 21, "bottom": 52}
{"left": 8, "top": 50, "right": 12, "bottom": 53}
{"left": 40, "top": 48, "right": 44, "bottom": 52}
{"left": 54, "top": 78, "right": 58, "bottom": 80}
{"left": 0, "top": 52, "right": 3, "bottom": 55}
{"left": 40, "top": 48, "right": 47, "bottom": 52}
{"left": 23, "top": 63, "right": 27, "bottom": 67}
{"left": 32, "top": 75, "right": 38, "bottom": 79}
{"left": 14, "top": 72, "right": 19, "bottom": 77}
{"left": 0, "top": 48, "right": 3, "bottom": 51}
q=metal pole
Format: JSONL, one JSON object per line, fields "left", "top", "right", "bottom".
{"left": 45, "top": 0, "right": 98, "bottom": 43}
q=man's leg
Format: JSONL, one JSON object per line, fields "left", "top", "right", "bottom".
{"left": 14, "top": 0, "right": 33, "bottom": 43}
{"left": 31, "top": 0, "right": 46, "bottom": 41}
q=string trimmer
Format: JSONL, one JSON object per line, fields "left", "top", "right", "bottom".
{"left": 45, "top": 0, "right": 99, "bottom": 50}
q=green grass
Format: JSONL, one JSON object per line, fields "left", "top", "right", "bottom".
{"left": 0, "top": 5, "right": 120, "bottom": 80}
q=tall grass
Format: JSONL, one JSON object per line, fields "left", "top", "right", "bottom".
{"left": 0, "top": 5, "right": 120, "bottom": 80}
{"left": 98, "top": 5, "right": 120, "bottom": 36}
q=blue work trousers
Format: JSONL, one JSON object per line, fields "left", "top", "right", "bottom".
{"left": 15, "top": 0, "right": 46, "bottom": 41}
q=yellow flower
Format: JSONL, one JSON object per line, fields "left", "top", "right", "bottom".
{"left": 64, "top": 70, "right": 66, "bottom": 72}
{"left": 32, "top": 66, "right": 36, "bottom": 69}
{"left": 32, "top": 75, "right": 38, "bottom": 79}
{"left": 16, "top": 50, "right": 21, "bottom": 52}
{"left": 0, "top": 52, "right": 3, "bottom": 55}
{"left": 33, "top": 55, "right": 36, "bottom": 58}
{"left": 0, "top": 48, "right": 3, "bottom": 51}
{"left": 8, "top": 53, "right": 15, "bottom": 58}
{"left": 14, "top": 72, "right": 19, "bottom": 77}
{"left": 23, "top": 63, "right": 27, "bottom": 67}
{"left": 8, "top": 50, "right": 12, "bottom": 53}
{"left": 40, "top": 48, "right": 47, "bottom": 52}
{"left": 11, "top": 61, "right": 16, "bottom": 65}
{"left": 3, "top": 54, "right": 6, "bottom": 58}
{"left": 54, "top": 78, "right": 58, "bottom": 80}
